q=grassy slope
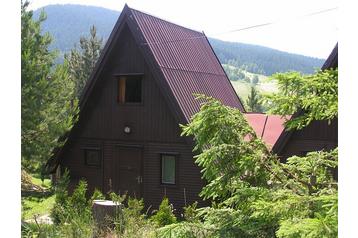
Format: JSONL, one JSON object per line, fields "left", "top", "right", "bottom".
{"left": 226, "top": 65, "right": 278, "bottom": 104}
{"left": 22, "top": 175, "right": 55, "bottom": 220}
{"left": 22, "top": 195, "right": 55, "bottom": 220}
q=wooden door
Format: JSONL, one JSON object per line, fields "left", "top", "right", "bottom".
{"left": 113, "top": 145, "right": 142, "bottom": 198}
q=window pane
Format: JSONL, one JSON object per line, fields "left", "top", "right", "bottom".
{"left": 125, "top": 77, "right": 142, "bottom": 103}
{"left": 162, "top": 155, "right": 175, "bottom": 184}
{"left": 118, "top": 75, "right": 142, "bottom": 103}
{"left": 85, "top": 150, "right": 101, "bottom": 166}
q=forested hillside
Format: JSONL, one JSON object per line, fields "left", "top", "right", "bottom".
{"left": 210, "top": 38, "right": 324, "bottom": 75}
{"left": 34, "top": 4, "right": 324, "bottom": 76}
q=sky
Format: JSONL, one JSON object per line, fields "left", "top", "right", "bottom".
{"left": 28, "top": 0, "right": 338, "bottom": 59}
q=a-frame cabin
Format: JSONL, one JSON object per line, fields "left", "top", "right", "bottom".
{"left": 49, "top": 5, "right": 244, "bottom": 212}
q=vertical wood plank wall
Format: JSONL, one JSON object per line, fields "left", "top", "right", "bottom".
{"left": 60, "top": 24, "right": 206, "bottom": 213}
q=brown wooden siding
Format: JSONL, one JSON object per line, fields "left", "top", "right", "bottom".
{"left": 71, "top": 24, "right": 185, "bottom": 144}
{"left": 279, "top": 118, "right": 338, "bottom": 159}
{"left": 60, "top": 24, "right": 206, "bottom": 213}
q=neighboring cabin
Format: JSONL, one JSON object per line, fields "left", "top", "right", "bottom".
{"left": 47, "top": 5, "right": 244, "bottom": 213}
{"left": 245, "top": 44, "right": 338, "bottom": 161}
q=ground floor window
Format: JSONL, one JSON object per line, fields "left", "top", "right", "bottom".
{"left": 84, "top": 148, "right": 101, "bottom": 167}
{"left": 161, "top": 154, "right": 176, "bottom": 184}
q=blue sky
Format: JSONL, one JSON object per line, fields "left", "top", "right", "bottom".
{"left": 30, "top": 0, "right": 338, "bottom": 59}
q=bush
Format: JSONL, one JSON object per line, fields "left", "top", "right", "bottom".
{"left": 107, "top": 192, "right": 156, "bottom": 237}
{"left": 50, "top": 172, "right": 97, "bottom": 237}
{"left": 183, "top": 201, "right": 199, "bottom": 222}
{"left": 50, "top": 169, "right": 70, "bottom": 224}
{"left": 90, "top": 188, "right": 105, "bottom": 203}
{"left": 151, "top": 197, "right": 177, "bottom": 227}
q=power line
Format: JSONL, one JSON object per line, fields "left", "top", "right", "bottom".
{"left": 141, "top": 7, "right": 338, "bottom": 45}
{"left": 213, "top": 7, "right": 338, "bottom": 36}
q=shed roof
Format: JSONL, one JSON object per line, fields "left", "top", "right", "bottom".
{"left": 244, "top": 113, "right": 290, "bottom": 149}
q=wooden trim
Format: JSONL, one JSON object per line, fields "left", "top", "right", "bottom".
{"left": 113, "top": 73, "right": 145, "bottom": 76}
{"left": 118, "top": 76, "right": 126, "bottom": 103}
{"left": 115, "top": 143, "right": 144, "bottom": 148}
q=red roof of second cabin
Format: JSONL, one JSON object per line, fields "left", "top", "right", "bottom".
{"left": 244, "top": 113, "right": 290, "bottom": 149}
{"left": 128, "top": 7, "right": 245, "bottom": 121}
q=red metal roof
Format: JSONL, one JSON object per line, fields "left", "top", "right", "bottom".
{"left": 244, "top": 113, "right": 290, "bottom": 149}
{"left": 128, "top": 8, "right": 244, "bottom": 121}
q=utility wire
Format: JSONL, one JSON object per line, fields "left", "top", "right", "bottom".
{"left": 141, "top": 6, "right": 338, "bottom": 46}
{"left": 216, "top": 6, "right": 338, "bottom": 35}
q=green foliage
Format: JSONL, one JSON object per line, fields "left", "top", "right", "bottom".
{"left": 90, "top": 188, "right": 105, "bottom": 203}
{"left": 156, "top": 221, "right": 214, "bottom": 238}
{"left": 222, "top": 64, "right": 247, "bottom": 81}
{"left": 151, "top": 197, "right": 177, "bottom": 227}
{"left": 180, "top": 93, "right": 338, "bottom": 237}
{"left": 65, "top": 25, "right": 103, "bottom": 98}
{"left": 246, "top": 86, "right": 263, "bottom": 112}
{"left": 181, "top": 95, "right": 269, "bottom": 203}
{"left": 121, "top": 197, "right": 154, "bottom": 237}
{"left": 21, "top": 1, "right": 78, "bottom": 173}
{"left": 51, "top": 172, "right": 94, "bottom": 236}
{"left": 108, "top": 192, "right": 156, "bottom": 237}
{"left": 183, "top": 201, "right": 199, "bottom": 222}
{"left": 263, "top": 69, "right": 338, "bottom": 130}
{"left": 22, "top": 194, "right": 55, "bottom": 220}
{"left": 50, "top": 169, "right": 70, "bottom": 224}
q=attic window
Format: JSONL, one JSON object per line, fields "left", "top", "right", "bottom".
{"left": 118, "top": 75, "right": 142, "bottom": 103}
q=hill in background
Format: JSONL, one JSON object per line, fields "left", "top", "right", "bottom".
{"left": 34, "top": 4, "right": 324, "bottom": 76}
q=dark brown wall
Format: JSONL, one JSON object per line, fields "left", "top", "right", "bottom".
{"left": 60, "top": 24, "right": 206, "bottom": 213}
{"left": 279, "top": 118, "right": 338, "bottom": 159}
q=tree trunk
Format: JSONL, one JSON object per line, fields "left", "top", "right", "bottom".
{"left": 92, "top": 200, "right": 123, "bottom": 229}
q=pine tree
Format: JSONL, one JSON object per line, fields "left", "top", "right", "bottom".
{"left": 252, "top": 75, "right": 259, "bottom": 85}
{"left": 246, "top": 86, "right": 263, "bottom": 112}
{"left": 66, "top": 25, "right": 103, "bottom": 98}
{"left": 21, "top": 1, "right": 78, "bottom": 172}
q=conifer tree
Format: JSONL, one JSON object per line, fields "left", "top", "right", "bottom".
{"left": 246, "top": 86, "right": 263, "bottom": 112}
{"left": 66, "top": 25, "right": 103, "bottom": 98}
{"left": 21, "top": 1, "right": 78, "bottom": 172}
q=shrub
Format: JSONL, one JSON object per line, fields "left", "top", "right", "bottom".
{"left": 151, "top": 197, "right": 177, "bottom": 227}
{"left": 183, "top": 201, "right": 199, "bottom": 222}
{"left": 107, "top": 192, "right": 156, "bottom": 237}
{"left": 50, "top": 169, "right": 70, "bottom": 224}
{"left": 50, "top": 172, "right": 97, "bottom": 237}
{"left": 90, "top": 188, "right": 105, "bottom": 203}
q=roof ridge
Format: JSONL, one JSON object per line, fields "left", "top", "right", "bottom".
{"left": 127, "top": 6, "right": 204, "bottom": 35}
